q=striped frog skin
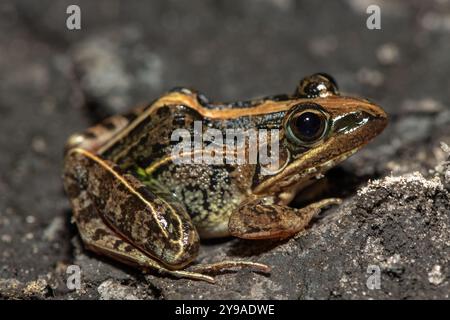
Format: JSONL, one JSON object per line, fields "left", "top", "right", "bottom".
{"left": 63, "top": 73, "right": 387, "bottom": 282}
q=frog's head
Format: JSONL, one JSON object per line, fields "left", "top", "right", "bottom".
{"left": 253, "top": 73, "right": 388, "bottom": 195}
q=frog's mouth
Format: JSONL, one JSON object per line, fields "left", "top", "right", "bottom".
{"left": 255, "top": 146, "right": 360, "bottom": 195}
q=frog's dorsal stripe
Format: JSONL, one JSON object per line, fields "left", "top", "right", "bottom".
{"left": 97, "top": 92, "right": 294, "bottom": 154}
{"left": 151, "top": 92, "right": 293, "bottom": 119}
{"left": 97, "top": 92, "right": 371, "bottom": 155}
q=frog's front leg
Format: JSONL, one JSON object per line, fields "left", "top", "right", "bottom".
{"left": 229, "top": 197, "right": 341, "bottom": 240}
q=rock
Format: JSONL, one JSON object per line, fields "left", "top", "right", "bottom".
{"left": 436, "top": 143, "right": 450, "bottom": 189}
{"left": 97, "top": 279, "right": 152, "bottom": 300}
{"left": 0, "top": 277, "right": 51, "bottom": 299}
{"left": 139, "top": 172, "right": 449, "bottom": 300}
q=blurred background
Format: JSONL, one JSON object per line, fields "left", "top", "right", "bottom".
{"left": 0, "top": 0, "right": 449, "bottom": 298}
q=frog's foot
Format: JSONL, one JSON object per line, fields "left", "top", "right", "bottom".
{"left": 161, "top": 260, "right": 271, "bottom": 284}
{"left": 155, "top": 269, "right": 216, "bottom": 283}
{"left": 292, "top": 198, "right": 342, "bottom": 239}
{"left": 229, "top": 197, "right": 342, "bottom": 240}
{"left": 189, "top": 260, "right": 271, "bottom": 275}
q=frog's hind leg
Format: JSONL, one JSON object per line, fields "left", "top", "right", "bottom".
{"left": 63, "top": 148, "right": 268, "bottom": 282}
{"left": 64, "top": 149, "right": 267, "bottom": 282}
{"left": 63, "top": 147, "right": 218, "bottom": 282}
{"left": 68, "top": 201, "right": 215, "bottom": 282}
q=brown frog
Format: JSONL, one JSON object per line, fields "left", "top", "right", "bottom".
{"left": 63, "top": 73, "right": 387, "bottom": 282}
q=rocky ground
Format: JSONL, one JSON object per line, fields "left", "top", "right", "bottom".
{"left": 0, "top": 0, "right": 449, "bottom": 299}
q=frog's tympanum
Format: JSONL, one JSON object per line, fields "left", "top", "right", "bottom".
{"left": 63, "top": 73, "right": 387, "bottom": 282}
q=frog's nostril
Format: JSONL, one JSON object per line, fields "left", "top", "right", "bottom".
{"left": 374, "top": 115, "right": 388, "bottom": 133}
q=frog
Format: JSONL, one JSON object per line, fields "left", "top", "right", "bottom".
{"left": 63, "top": 73, "right": 387, "bottom": 283}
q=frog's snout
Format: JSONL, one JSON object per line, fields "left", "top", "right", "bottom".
{"left": 359, "top": 101, "right": 388, "bottom": 138}
{"left": 371, "top": 111, "right": 388, "bottom": 136}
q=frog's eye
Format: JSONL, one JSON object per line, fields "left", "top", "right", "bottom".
{"left": 294, "top": 73, "right": 339, "bottom": 98}
{"left": 286, "top": 108, "right": 328, "bottom": 146}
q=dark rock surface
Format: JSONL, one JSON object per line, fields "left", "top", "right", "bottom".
{"left": 0, "top": 0, "right": 449, "bottom": 299}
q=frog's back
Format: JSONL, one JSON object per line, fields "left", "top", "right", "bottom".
{"left": 94, "top": 90, "right": 271, "bottom": 238}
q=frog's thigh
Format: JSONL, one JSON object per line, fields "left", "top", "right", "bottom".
{"left": 229, "top": 198, "right": 342, "bottom": 240}
{"left": 70, "top": 204, "right": 214, "bottom": 282}
{"left": 63, "top": 148, "right": 200, "bottom": 270}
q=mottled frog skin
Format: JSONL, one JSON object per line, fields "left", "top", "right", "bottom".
{"left": 63, "top": 73, "right": 387, "bottom": 282}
